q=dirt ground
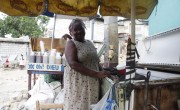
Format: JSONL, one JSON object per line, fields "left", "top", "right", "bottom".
{"left": 0, "top": 68, "right": 28, "bottom": 109}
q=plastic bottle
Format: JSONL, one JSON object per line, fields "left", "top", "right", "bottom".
{"left": 55, "top": 52, "right": 61, "bottom": 64}
{"left": 29, "top": 52, "right": 36, "bottom": 63}
{"left": 49, "top": 51, "right": 56, "bottom": 64}
{"left": 43, "top": 52, "right": 49, "bottom": 64}
{"left": 36, "top": 52, "right": 42, "bottom": 63}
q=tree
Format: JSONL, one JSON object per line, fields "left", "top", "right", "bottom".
{"left": 0, "top": 16, "right": 50, "bottom": 38}
{"left": 0, "top": 19, "right": 6, "bottom": 37}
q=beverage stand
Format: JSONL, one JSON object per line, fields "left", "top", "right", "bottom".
{"left": 27, "top": 38, "right": 66, "bottom": 97}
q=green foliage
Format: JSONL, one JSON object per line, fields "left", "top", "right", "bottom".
{"left": 0, "top": 16, "right": 50, "bottom": 38}
{"left": 0, "top": 19, "right": 6, "bottom": 37}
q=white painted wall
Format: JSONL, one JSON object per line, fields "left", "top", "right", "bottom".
{"left": 49, "top": 18, "right": 104, "bottom": 42}
{"left": 137, "top": 30, "right": 180, "bottom": 64}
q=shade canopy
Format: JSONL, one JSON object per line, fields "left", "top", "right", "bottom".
{"left": 0, "top": 0, "right": 45, "bottom": 16}
{"left": 0, "top": 0, "right": 158, "bottom": 19}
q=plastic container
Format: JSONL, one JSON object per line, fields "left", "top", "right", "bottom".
{"left": 29, "top": 52, "right": 36, "bottom": 63}
{"left": 36, "top": 52, "right": 42, "bottom": 63}
{"left": 43, "top": 52, "right": 49, "bottom": 63}
{"left": 116, "top": 64, "right": 126, "bottom": 75}
{"left": 55, "top": 52, "right": 61, "bottom": 64}
{"left": 49, "top": 51, "right": 56, "bottom": 64}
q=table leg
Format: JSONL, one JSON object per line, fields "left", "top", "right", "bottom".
{"left": 34, "top": 74, "right": 36, "bottom": 85}
{"left": 60, "top": 74, "right": 64, "bottom": 88}
{"left": 28, "top": 72, "right": 31, "bottom": 98}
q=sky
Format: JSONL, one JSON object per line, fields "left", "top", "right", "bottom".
{"left": 43, "top": 15, "right": 105, "bottom": 41}
{"left": 0, "top": 12, "right": 124, "bottom": 41}
{"left": 0, "top": 12, "right": 99, "bottom": 40}
{"left": 0, "top": 12, "right": 7, "bottom": 19}
{"left": 0, "top": 12, "right": 54, "bottom": 28}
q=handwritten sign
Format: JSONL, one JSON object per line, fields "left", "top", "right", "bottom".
{"left": 27, "top": 63, "right": 63, "bottom": 71}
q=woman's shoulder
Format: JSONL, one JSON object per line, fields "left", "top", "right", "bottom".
{"left": 66, "top": 40, "right": 75, "bottom": 47}
{"left": 85, "top": 39, "right": 93, "bottom": 43}
{"left": 85, "top": 39, "right": 94, "bottom": 45}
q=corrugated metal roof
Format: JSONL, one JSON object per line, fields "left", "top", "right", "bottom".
{"left": 145, "top": 27, "right": 180, "bottom": 40}
{"left": 0, "top": 38, "right": 29, "bottom": 43}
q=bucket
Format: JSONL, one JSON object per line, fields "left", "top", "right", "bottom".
{"left": 116, "top": 64, "right": 126, "bottom": 75}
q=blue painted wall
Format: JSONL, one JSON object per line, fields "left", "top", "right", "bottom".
{"left": 148, "top": 0, "right": 180, "bottom": 36}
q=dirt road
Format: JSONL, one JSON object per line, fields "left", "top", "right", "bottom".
{"left": 0, "top": 68, "right": 28, "bottom": 110}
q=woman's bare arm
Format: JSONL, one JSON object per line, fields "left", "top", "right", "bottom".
{"left": 65, "top": 40, "right": 110, "bottom": 78}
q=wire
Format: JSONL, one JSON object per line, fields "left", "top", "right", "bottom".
{"left": 143, "top": 37, "right": 152, "bottom": 53}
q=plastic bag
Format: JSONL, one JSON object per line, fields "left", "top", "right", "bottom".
{"left": 24, "top": 79, "right": 55, "bottom": 110}
{"left": 49, "top": 81, "right": 62, "bottom": 97}
{"left": 50, "top": 89, "right": 65, "bottom": 110}
{"left": 92, "top": 84, "right": 119, "bottom": 110}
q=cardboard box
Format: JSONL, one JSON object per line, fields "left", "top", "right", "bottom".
{"left": 30, "top": 38, "right": 66, "bottom": 53}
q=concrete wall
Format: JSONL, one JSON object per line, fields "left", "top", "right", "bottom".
{"left": 0, "top": 38, "right": 29, "bottom": 67}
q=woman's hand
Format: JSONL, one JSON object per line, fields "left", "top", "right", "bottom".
{"left": 96, "top": 70, "right": 111, "bottom": 78}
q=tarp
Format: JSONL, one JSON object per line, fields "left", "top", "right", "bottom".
{"left": 0, "top": 0, "right": 158, "bottom": 19}
{"left": 100, "top": 0, "right": 158, "bottom": 19}
{"left": 48, "top": 0, "right": 98, "bottom": 17}
{"left": 0, "top": 0, "right": 44, "bottom": 16}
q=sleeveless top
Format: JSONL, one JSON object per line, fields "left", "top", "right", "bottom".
{"left": 64, "top": 39, "right": 100, "bottom": 110}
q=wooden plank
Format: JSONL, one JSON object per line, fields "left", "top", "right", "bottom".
{"left": 36, "top": 101, "right": 63, "bottom": 110}
{"left": 40, "top": 103, "right": 63, "bottom": 109}
{"left": 134, "top": 83, "right": 180, "bottom": 110}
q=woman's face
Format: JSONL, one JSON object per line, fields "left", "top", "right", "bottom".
{"left": 70, "top": 23, "right": 85, "bottom": 42}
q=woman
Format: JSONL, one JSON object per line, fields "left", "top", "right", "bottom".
{"left": 19, "top": 54, "right": 25, "bottom": 70}
{"left": 62, "top": 34, "right": 72, "bottom": 40}
{"left": 64, "top": 18, "right": 110, "bottom": 110}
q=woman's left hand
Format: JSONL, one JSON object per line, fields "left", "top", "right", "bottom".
{"left": 96, "top": 70, "right": 111, "bottom": 78}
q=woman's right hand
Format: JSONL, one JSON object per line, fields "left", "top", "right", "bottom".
{"left": 96, "top": 70, "right": 111, "bottom": 78}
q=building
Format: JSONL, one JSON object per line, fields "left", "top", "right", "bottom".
{"left": 0, "top": 38, "right": 29, "bottom": 67}
{"left": 137, "top": 0, "right": 180, "bottom": 67}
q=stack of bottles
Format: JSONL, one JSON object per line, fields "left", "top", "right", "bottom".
{"left": 28, "top": 49, "right": 65, "bottom": 65}
{"left": 28, "top": 49, "right": 65, "bottom": 83}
